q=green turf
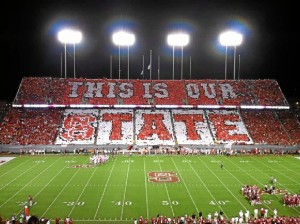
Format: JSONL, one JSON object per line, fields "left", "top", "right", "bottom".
{"left": 0, "top": 154, "right": 299, "bottom": 223}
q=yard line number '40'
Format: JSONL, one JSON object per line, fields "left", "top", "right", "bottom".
{"left": 209, "top": 200, "right": 229, "bottom": 205}
{"left": 112, "top": 201, "right": 132, "bottom": 206}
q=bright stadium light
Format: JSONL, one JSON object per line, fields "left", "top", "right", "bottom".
{"left": 219, "top": 30, "right": 243, "bottom": 80}
{"left": 112, "top": 30, "right": 136, "bottom": 80}
{"left": 58, "top": 29, "right": 82, "bottom": 78}
{"left": 167, "top": 32, "right": 190, "bottom": 80}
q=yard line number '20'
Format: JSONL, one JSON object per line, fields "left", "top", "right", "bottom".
{"left": 17, "top": 201, "right": 37, "bottom": 206}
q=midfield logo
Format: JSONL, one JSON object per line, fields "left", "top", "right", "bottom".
{"left": 147, "top": 171, "right": 180, "bottom": 183}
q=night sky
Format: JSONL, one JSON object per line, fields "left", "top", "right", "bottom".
{"left": 1, "top": 0, "right": 298, "bottom": 102}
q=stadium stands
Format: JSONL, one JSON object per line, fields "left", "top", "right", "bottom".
{"left": 0, "top": 77, "right": 299, "bottom": 152}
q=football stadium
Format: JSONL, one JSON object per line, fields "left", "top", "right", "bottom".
{"left": 0, "top": 77, "right": 299, "bottom": 223}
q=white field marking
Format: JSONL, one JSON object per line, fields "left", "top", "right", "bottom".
{"left": 196, "top": 157, "right": 248, "bottom": 211}
{"left": 156, "top": 156, "right": 175, "bottom": 217}
{"left": 153, "top": 159, "right": 164, "bottom": 163}
{"left": 295, "top": 157, "right": 300, "bottom": 160}
{"left": 0, "top": 157, "right": 16, "bottom": 166}
{"left": 182, "top": 160, "right": 193, "bottom": 163}
{"left": 250, "top": 162, "right": 300, "bottom": 214}
{"left": 122, "top": 160, "right": 134, "bottom": 163}
{"left": 68, "top": 158, "right": 99, "bottom": 217}
{"left": 28, "top": 157, "right": 71, "bottom": 216}
{"left": 120, "top": 157, "right": 131, "bottom": 220}
{"left": 34, "top": 160, "right": 45, "bottom": 163}
{"left": 239, "top": 160, "right": 250, "bottom": 163}
{"left": 0, "top": 157, "right": 34, "bottom": 179}
{"left": 272, "top": 157, "right": 300, "bottom": 177}
{"left": 211, "top": 160, "right": 222, "bottom": 163}
{"left": 143, "top": 157, "right": 149, "bottom": 220}
{"left": 223, "top": 157, "right": 299, "bottom": 215}
{"left": 252, "top": 157, "right": 300, "bottom": 187}
{"left": 187, "top": 157, "right": 226, "bottom": 216}
{"left": 41, "top": 158, "right": 89, "bottom": 216}
{"left": 93, "top": 157, "right": 118, "bottom": 219}
{"left": 0, "top": 157, "right": 47, "bottom": 208}
{"left": 170, "top": 157, "right": 198, "bottom": 212}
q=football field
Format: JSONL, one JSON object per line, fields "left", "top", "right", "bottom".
{"left": 0, "top": 154, "right": 299, "bottom": 223}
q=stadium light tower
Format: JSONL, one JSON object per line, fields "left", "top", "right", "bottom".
{"left": 112, "top": 30, "right": 135, "bottom": 80}
{"left": 167, "top": 32, "right": 190, "bottom": 80}
{"left": 58, "top": 29, "right": 82, "bottom": 78}
{"left": 219, "top": 30, "right": 243, "bottom": 80}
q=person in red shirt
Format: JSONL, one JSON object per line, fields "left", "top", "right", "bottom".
{"left": 260, "top": 208, "right": 265, "bottom": 218}
{"left": 151, "top": 217, "right": 156, "bottom": 224}
{"left": 139, "top": 216, "right": 143, "bottom": 224}
{"left": 24, "top": 205, "right": 29, "bottom": 216}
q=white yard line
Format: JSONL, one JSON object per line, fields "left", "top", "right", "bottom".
{"left": 230, "top": 157, "right": 300, "bottom": 215}
{"left": 170, "top": 157, "right": 198, "bottom": 212}
{"left": 251, "top": 157, "right": 299, "bottom": 188}
{"left": 120, "top": 157, "right": 131, "bottom": 220}
{"left": 197, "top": 157, "right": 248, "bottom": 211}
{"left": 187, "top": 157, "right": 226, "bottom": 216}
{"left": 0, "top": 157, "right": 48, "bottom": 208}
{"left": 222, "top": 157, "right": 276, "bottom": 212}
{"left": 68, "top": 159, "right": 98, "bottom": 217}
{"left": 143, "top": 157, "right": 149, "bottom": 220}
{"left": 157, "top": 156, "right": 175, "bottom": 217}
{"left": 272, "top": 157, "right": 300, "bottom": 177}
{"left": 41, "top": 158, "right": 88, "bottom": 216}
{"left": 39, "top": 157, "right": 74, "bottom": 216}
{"left": 0, "top": 157, "right": 36, "bottom": 190}
{"left": 94, "top": 157, "right": 118, "bottom": 219}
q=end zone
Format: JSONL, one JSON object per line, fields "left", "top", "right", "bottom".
{"left": 0, "top": 157, "right": 16, "bottom": 166}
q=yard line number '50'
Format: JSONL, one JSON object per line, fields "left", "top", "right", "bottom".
{"left": 162, "top": 201, "right": 179, "bottom": 206}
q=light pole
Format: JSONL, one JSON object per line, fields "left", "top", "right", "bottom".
{"left": 58, "top": 29, "right": 82, "bottom": 78}
{"left": 167, "top": 32, "right": 190, "bottom": 80}
{"left": 219, "top": 30, "right": 243, "bottom": 80}
{"left": 112, "top": 31, "right": 135, "bottom": 80}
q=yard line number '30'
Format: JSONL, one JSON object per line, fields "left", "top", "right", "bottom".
{"left": 63, "top": 202, "right": 85, "bottom": 206}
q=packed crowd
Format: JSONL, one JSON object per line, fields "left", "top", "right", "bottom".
{"left": 1, "top": 77, "right": 299, "bottom": 147}
{"left": 136, "top": 209, "right": 300, "bottom": 224}
{"left": 3, "top": 210, "right": 300, "bottom": 224}
{"left": 241, "top": 175, "right": 284, "bottom": 207}
{"left": 283, "top": 193, "right": 300, "bottom": 207}
{"left": 241, "top": 185, "right": 262, "bottom": 206}
{"left": 0, "top": 108, "right": 299, "bottom": 146}
{"left": 89, "top": 154, "right": 110, "bottom": 165}
{"left": 14, "top": 77, "right": 289, "bottom": 107}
